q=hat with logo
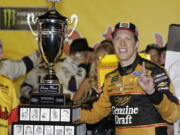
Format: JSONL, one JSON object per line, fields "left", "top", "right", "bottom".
{"left": 70, "top": 38, "right": 94, "bottom": 53}
{"left": 112, "top": 22, "right": 138, "bottom": 37}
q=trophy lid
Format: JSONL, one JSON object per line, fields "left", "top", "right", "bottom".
{"left": 38, "top": 0, "right": 67, "bottom": 22}
{"left": 38, "top": 9, "right": 67, "bottom": 22}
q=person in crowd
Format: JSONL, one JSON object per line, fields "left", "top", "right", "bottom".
{"left": 144, "top": 43, "right": 175, "bottom": 135}
{"left": 55, "top": 38, "right": 94, "bottom": 98}
{"left": 73, "top": 41, "right": 115, "bottom": 135}
{"left": 94, "top": 39, "right": 113, "bottom": 51}
{"left": 68, "top": 38, "right": 94, "bottom": 77}
{"left": 73, "top": 41, "right": 115, "bottom": 102}
{"left": 100, "top": 39, "right": 113, "bottom": 46}
{"left": 0, "top": 74, "right": 19, "bottom": 135}
{"left": 145, "top": 43, "right": 161, "bottom": 65}
{"left": 142, "top": 43, "right": 180, "bottom": 135}
{"left": 0, "top": 51, "right": 39, "bottom": 80}
{"left": 0, "top": 50, "right": 39, "bottom": 134}
{"left": 80, "top": 22, "right": 180, "bottom": 135}
{"left": 20, "top": 59, "right": 49, "bottom": 102}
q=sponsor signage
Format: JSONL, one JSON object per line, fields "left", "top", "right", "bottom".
{"left": 0, "top": 7, "right": 48, "bottom": 30}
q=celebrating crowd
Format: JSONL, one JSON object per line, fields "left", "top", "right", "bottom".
{"left": 0, "top": 22, "right": 180, "bottom": 135}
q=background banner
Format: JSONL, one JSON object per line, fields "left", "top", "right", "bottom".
{"left": 1, "top": 0, "right": 180, "bottom": 60}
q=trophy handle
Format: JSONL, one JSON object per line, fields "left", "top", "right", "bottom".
{"left": 67, "top": 14, "right": 78, "bottom": 38}
{"left": 27, "top": 13, "right": 38, "bottom": 37}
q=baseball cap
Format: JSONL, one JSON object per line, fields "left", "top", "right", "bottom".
{"left": 112, "top": 22, "right": 138, "bottom": 37}
{"left": 145, "top": 44, "right": 160, "bottom": 53}
{"left": 70, "top": 38, "right": 94, "bottom": 53}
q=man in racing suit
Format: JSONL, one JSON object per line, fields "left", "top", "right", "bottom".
{"left": 80, "top": 22, "right": 180, "bottom": 135}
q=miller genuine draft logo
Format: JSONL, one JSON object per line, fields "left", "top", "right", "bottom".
{"left": 114, "top": 96, "right": 132, "bottom": 107}
{"left": 0, "top": 7, "right": 48, "bottom": 30}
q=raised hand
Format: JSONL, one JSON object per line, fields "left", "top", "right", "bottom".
{"left": 138, "top": 62, "right": 155, "bottom": 94}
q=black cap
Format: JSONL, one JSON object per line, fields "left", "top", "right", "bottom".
{"left": 145, "top": 44, "right": 160, "bottom": 53}
{"left": 112, "top": 22, "right": 138, "bottom": 36}
{"left": 70, "top": 38, "right": 94, "bottom": 53}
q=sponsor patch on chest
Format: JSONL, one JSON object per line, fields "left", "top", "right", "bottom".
{"left": 111, "top": 75, "right": 119, "bottom": 82}
{"left": 132, "top": 72, "right": 142, "bottom": 76}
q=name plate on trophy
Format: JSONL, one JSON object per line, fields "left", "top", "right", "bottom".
{"left": 19, "top": 105, "right": 81, "bottom": 123}
{"left": 30, "top": 93, "right": 69, "bottom": 105}
{"left": 39, "top": 83, "right": 60, "bottom": 93}
{"left": 12, "top": 123, "right": 86, "bottom": 135}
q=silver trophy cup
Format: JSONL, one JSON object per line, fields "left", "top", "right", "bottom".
{"left": 27, "top": 0, "right": 78, "bottom": 94}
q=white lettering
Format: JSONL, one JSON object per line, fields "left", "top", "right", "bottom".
{"left": 115, "top": 115, "right": 132, "bottom": 125}
{"left": 154, "top": 73, "right": 165, "bottom": 78}
{"left": 154, "top": 76, "right": 168, "bottom": 82}
{"left": 112, "top": 105, "right": 139, "bottom": 115}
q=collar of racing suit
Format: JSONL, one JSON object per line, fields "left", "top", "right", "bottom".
{"left": 118, "top": 54, "right": 143, "bottom": 76}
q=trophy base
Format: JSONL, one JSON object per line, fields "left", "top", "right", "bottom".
{"left": 30, "top": 93, "right": 71, "bottom": 105}
{"left": 12, "top": 122, "right": 86, "bottom": 135}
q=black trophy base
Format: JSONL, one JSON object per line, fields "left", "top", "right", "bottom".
{"left": 12, "top": 122, "right": 86, "bottom": 135}
{"left": 30, "top": 93, "right": 71, "bottom": 105}
{"left": 18, "top": 104, "right": 81, "bottom": 123}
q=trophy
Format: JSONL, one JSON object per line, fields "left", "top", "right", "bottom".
{"left": 12, "top": 3, "right": 84, "bottom": 134}
{"left": 27, "top": 0, "right": 78, "bottom": 104}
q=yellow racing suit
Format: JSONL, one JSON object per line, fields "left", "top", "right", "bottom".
{"left": 0, "top": 74, "right": 19, "bottom": 135}
{"left": 81, "top": 55, "right": 180, "bottom": 135}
